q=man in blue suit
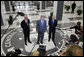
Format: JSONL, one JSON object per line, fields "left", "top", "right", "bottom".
{"left": 36, "top": 16, "right": 47, "bottom": 44}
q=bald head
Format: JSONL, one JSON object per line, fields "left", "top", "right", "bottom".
{"left": 24, "top": 14, "right": 28, "bottom": 20}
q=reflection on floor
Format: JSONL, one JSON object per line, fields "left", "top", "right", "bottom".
{"left": 1, "top": 27, "right": 68, "bottom": 56}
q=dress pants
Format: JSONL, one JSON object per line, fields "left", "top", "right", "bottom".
{"left": 71, "top": 8, "right": 75, "bottom": 13}
{"left": 49, "top": 30, "right": 56, "bottom": 46}
{"left": 37, "top": 32, "right": 44, "bottom": 44}
{"left": 24, "top": 33, "right": 30, "bottom": 45}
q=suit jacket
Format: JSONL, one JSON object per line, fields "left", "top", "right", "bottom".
{"left": 21, "top": 19, "right": 30, "bottom": 34}
{"left": 36, "top": 20, "right": 47, "bottom": 33}
{"left": 48, "top": 19, "right": 57, "bottom": 31}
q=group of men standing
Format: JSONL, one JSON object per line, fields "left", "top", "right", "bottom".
{"left": 21, "top": 15, "right": 57, "bottom": 47}
{"left": 19, "top": 1, "right": 76, "bottom": 46}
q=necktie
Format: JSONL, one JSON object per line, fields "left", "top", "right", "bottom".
{"left": 52, "top": 19, "right": 54, "bottom": 24}
{"left": 25, "top": 20, "right": 28, "bottom": 25}
{"left": 41, "top": 20, "right": 44, "bottom": 27}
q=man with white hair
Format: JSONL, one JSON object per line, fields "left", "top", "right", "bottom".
{"left": 21, "top": 14, "right": 32, "bottom": 46}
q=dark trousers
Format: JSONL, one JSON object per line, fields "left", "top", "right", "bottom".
{"left": 37, "top": 32, "right": 44, "bottom": 44}
{"left": 24, "top": 33, "right": 30, "bottom": 45}
{"left": 71, "top": 8, "right": 75, "bottom": 13}
{"left": 49, "top": 30, "right": 56, "bottom": 46}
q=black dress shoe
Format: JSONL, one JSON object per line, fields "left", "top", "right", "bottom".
{"left": 37, "top": 42, "right": 39, "bottom": 44}
{"left": 28, "top": 41, "right": 32, "bottom": 43}
{"left": 41, "top": 42, "right": 43, "bottom": 44}
{"left": 25, "top": 43, "right": 27, "bottom": 46}
{"left": 48, "top": 40, "right": 50, "bottom": 42}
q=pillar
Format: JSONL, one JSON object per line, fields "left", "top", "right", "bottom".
{"left": 42, "top": 1, "right": 45, "bottom": 9}
{"left": 4, "top": 1, "right": 10, "bottom": 12}
{"left": 53, "top": 1, "right": 58, "bottom": 19}
{"left": 56, "top": 1, "right": 64, "bottom": 20}
{"left": 40, "top": 1, "right": 45, "bottom": 10}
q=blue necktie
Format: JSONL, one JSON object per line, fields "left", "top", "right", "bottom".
{"left": 41, "top": 20, "right": 44, "bottom": 27}
{"left": 52, "top": 19, "right": 54, "bottom": 24}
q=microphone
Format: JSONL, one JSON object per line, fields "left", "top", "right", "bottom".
{"left": 17, "top": 12, "right": 25, "bottom": 16}
{"left": 8, "top": 15, "right": 13, "bottom": 25}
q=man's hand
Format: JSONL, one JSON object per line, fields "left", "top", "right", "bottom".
{"left": 75, "top": 41, "right": 79, "bottom": 44}
{"left": 66, "top": 27, "right": 70, "bottom": 30}
{"left": 60, "top": 50, "right": 66, "bottom": 56}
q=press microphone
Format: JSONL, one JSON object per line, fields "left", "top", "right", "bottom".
{"left": 8, "top": 15, "right": 13, "bottom": 25}
{"left": 17, "top": 12, "right": 25, "bottom": 16}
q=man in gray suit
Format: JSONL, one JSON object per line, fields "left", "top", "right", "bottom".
{"left": 36, "top": 16, "right": 47, "bottom": 44}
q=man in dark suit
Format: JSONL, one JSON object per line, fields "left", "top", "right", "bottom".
{"left": 36, "top": 16, "right": 47, "bottom": 44}
{"left": 48, "top": 16, "right": 57, "bottom": 46}
{"left": 21, "top": 15, "right": 32, "bottom": 45}
{"left": 71, "top": 1, "right": 76, "bottom": 13}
